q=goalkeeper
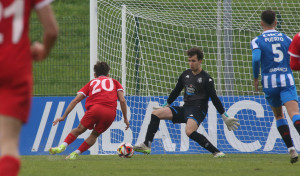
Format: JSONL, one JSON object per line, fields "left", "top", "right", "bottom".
{"left": 134, "top": 47, "right": 239, "bottom": 157}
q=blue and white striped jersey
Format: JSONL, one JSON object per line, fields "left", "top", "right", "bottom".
{"left": 251, "top": 30, "right": 294, "bottom": 89}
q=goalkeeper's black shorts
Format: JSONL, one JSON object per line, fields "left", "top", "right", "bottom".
{"left": 169, "top": 105, "right": 207, "bottom": 125}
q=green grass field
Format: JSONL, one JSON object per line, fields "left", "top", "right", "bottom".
{"left": 24, "top": 1, "right": 300, "bottom": 175}
{"left": 20, "top": 154, "right": 299, "bottom": 176}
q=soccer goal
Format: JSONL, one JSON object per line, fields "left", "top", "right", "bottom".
{"left": 91, "top": 0, "right": 300, "bottom": 155}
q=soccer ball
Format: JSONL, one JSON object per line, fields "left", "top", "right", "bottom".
{"left": 117, "top": 142, "right": 134, "bottom": 158}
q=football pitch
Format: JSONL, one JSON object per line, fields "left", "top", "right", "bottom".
{"left": 24, "top": 1, "right": 300, "bottom": 176}
{"left": 20, "top": 154, "right": 299, "bottom": 176}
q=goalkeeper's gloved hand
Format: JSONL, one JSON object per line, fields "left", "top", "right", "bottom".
{"left": 162, "top": 102, "right": 170, "bottom": 107}
{"left": 221, "top": 112, "right": 240, "bottom": 131}
{"left": 153, "top": 102, "right": 170, "bottom": 110}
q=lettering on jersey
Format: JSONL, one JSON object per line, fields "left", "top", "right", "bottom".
{"left": 269, "top": 67, "right": 287, "bottom": 72}
{"left": 264, "top": 37, "right": 284, "bottom": 42}
{"left": 263, "top": 33, "right": 284, "bottom": 43}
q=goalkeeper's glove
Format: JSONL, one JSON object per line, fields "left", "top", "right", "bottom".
{"left": 221, "top": 112, "right": 240, "bottom": 131}
{"left": 153, "top": 102, "right": 170, "bottom": 110}
{"left": 162, "top": 102, "right": 169, "bottom": 107}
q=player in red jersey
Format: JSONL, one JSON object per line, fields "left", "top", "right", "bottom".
{"left": 49, "top": 61, "right": 130, "bottom": 160}
{"left": 289, "top": 32, "right": 300, "bottom": 70}
{"left": 0, "top": 0, "right": 58, "bottom": 175}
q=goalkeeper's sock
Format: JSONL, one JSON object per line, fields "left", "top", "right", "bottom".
{"left": 78, "top": 141, "right": 91, "bottom": 154}
{"left": 276, "top": 119, "right": 293, "bottom": 148}
{"left": 64, "top": 133, "right": 77, "bottom": 145}
{"left": 292, "top": 114, "right": 300, "bottom": 134}
{"left": 144, "top": 114, "right": 160, "bottom": 147}
{"left": 189, "top": 131, "right": 220, "bottom": 153}
{"left": 0, "top": 155, "right": 20, "bottom": 176}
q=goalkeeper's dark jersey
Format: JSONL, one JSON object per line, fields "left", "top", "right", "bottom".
{"left": 167, "top": 69, "right": 225, "bottom": 114}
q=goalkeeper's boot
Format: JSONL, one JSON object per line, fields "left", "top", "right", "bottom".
{"left": 213, "top": 152, "right": 225, "bottom": 158}
{"left": 289, "top": 148, "right": 298, "bottom": 164}
{"left": 133, "top": 143, "right": 151, "bottom": 154}
{"left": 65, "top": 152, "right": 78, "bottom": 160}
{"left": 49, "top": 145, "right": 66, "bottom": 155}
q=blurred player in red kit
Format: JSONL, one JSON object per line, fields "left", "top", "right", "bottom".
{"left": 0, "top": 0, "right": 58, "bottom": 175}
{"left": 49, "top": 61, "right": 130, "bottom": 160}
{"left": 289, "top": 32, "right": 300, "bottom": 70}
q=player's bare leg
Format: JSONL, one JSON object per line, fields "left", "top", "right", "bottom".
{"left": 285, "top": 100, "right": 300, "bottom": 133}
{"left": 284, "top": 100, "right": 300, "bottom": 121}
{"left": 70, "top": 123, "right": 88, "bottom": 137}
{"left": 65, "top": 130, "right": 100, "bottom": 160}
{"left": 0, "top": 115, "right": 22, "bottom": 157}
{"left": 0, "top": 115, "right": 22, "bottom": 176}
{"left": 50, "top": 124, "right": 87, "bottom": 155}
{"left": 134, "top": 107, "right": 173, "bottom": 154}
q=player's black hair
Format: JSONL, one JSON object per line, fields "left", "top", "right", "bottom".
{"left": 187, "top": 47, "right": 203, "bottom": 60}
{"left": 94, "top": 61, "right": 110, "bottom": 77}
{"left": 261, "top": 10, "right": 276, "bottom": 26}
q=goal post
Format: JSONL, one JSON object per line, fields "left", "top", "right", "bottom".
{"left": 90, "top": 0, "right": 98, "bottom": 80}
{"left": 121, "top": 4, "right": 127, "bottom": 92}
{"left": 92, "top": 0, "right": 300, "bottom": 155}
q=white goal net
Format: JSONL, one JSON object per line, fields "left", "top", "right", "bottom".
{"left": 94, "top": 0, "right": 300, "bottom": 155}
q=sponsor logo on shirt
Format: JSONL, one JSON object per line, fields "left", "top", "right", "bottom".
{"left": 263, "top": 33, "right": 284, "bottom": 42}
{"left": 269, "top": 67, "right": 287, "bottom": 72}
{"left": 186, "top": 84, "right": 195, "bottom": 95}
{"left": 262, "top": 33, "right": 282, "bottom": 37}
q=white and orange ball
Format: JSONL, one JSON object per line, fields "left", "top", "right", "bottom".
{"left": 117, "top": 142, "right": 134, "bottom": 158}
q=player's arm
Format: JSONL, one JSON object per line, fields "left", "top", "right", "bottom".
{"left": 31, "top": 4, "right": 58, "bottom": 61}
{"left": 117, "top": 91, "right": 130, "bottom": 130}
{"left": 166, "top": 74, "right": 184, "bottom": 105}
{"left": 289, "top": 33, "right": 300, "bottom": 70}
{"left": 251, "top": 37, "right": 261, "bottom": 92}
{"left": 290, "top": 55, "right": 300, "bottom": 70}
{"left": 289, "top": 36, "right": 300, "bottom": 70}
{"left": 52, "top": 93, "right": 85, "bottom": 126}
{"left": 252, "top": 49, "right": 261, "bottom": 92}
{"left": 154, "top": 74, "right": 184, "bottom": 109}
{"left": 207, "top": 78, "right": 240, "bottom": 131}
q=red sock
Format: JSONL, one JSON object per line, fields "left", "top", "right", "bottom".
{"left": 78, "top": 141, "right": 91, "bottom": 154}
{"left": 64, "top": 133, "right": 77, "bottom": 145}
{"left": 0, "top": 155, "right": 20, "bottom": 176}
